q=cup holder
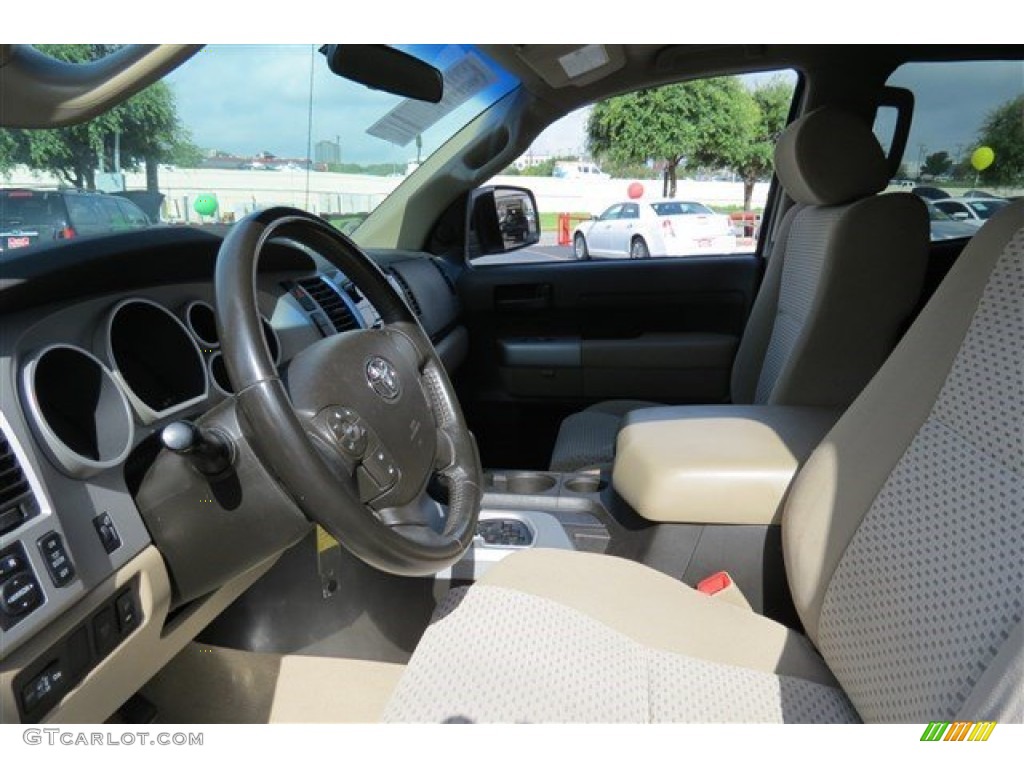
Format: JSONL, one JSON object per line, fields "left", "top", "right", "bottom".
{"left": 506, "top": 473, "right": 557, "bottom": 494}
{"left": 564, "top": 476, "right": 608, "bottom": 494}
{"left": 486, "top": 472, "right": 558, "bottom": 494}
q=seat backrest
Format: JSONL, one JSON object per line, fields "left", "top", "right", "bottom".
{"left": 783, "top": 200, "right": 1023, "bottom": 722}
{"left": 731, "top": 107, "right": 929, "bottom": 407}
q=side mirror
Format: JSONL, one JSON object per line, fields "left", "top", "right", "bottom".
{"left": 466, "top": 186, "right": 541, "bottom": 258}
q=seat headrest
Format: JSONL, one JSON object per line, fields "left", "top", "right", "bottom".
{"left": 774, "top": 107, "right": 889, "bottom": 206}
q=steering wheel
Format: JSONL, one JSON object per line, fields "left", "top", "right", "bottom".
{"left": 214, "top": 207, "right": 481, "bottom": 577}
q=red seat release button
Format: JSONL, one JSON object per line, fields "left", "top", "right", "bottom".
{"left": 697, "top": 571, "right": 732, "bottom": 596}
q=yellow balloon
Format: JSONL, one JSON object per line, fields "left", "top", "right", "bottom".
{"left": 971, "top": 146, "right": 995, "bottom": 172}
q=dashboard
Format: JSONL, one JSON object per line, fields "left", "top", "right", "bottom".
{"left": 0, "top": 226, "right": 466, "bottom": 723}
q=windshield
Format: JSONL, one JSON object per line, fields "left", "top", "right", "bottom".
{"left": 0, "top": 44, "right": 518, "bottom": 254}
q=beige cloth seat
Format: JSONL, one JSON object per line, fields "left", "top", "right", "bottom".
{"left": 549, "top": 106, "right": 929, "bottom": 472}
{"left": 385, "top": 201, "right": 1024, "bottom": 723}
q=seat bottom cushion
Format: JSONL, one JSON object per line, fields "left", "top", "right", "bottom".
{"left": 382, "top": 583, "right": 859, "bottom": 723}
{"left": 549, "top": 400, "right": 660, "bottom": 471}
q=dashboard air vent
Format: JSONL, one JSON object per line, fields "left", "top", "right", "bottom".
{"left": 297, "top": 277, "right": 360, "bottom": 333}
{"left": 0, "top": 431, "right": 34, "bottom": 535}
{"left": 388, "top": 269, "right": 422, "bottom": 316}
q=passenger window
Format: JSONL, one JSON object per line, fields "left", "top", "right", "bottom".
{"left": 476, "top": 69, "right": 797, "bottom": 265}
{"left": 874, "top": 60, "right": 1022, "bottom": 243}
{"left": 117, "top": 200, "right": 149, "bottom": 225}
{"left": 98, "top": 197, "right": 127, "bottom": 227}
{"left": 64, "top": 196, "right": 103, "bottom": 227}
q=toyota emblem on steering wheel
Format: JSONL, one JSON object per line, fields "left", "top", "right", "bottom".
{"left": 365, "top": 356, "right": 401, "bottom": 400}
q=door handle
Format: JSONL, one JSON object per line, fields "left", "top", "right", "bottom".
{"left": 495, "top": 283, "right": 552, "bottom": 311}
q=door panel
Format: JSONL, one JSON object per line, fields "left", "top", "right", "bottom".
{"left": 456, "top": 255, "right": 761, "bottom": 468}
{"left": 587, "top": 204, "right": 621, "bottom": 255}
{"left": 609, "top": 204, "right": 639, "bottom": 255}
{"left": 589, "top": 221, "right": 614, "bottom": 254}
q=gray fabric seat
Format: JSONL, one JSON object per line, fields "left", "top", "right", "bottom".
{"left": 550, "top": 106, "right": 930, "bottom": 472}
{"left": 385, "top": 201, "right": 1024, "bottom": 723}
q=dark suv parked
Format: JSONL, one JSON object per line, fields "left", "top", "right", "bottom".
{"left": 0, "top": 187, "right": 151, "bottom": 253}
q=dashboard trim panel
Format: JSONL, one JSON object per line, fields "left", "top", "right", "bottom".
{"left": 19, "top": 344, "right": 136, "bottom": 479}
{"left": 100, "top": 297, "right": 211, "bottom": 425}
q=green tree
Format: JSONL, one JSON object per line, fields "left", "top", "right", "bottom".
{"left": 975, "top": 94, "right": 1024, "bottom": 186}
{"left": 521, "top": 158, "right": 558, "bottom": 177}
{"left": 517, "top": 155, "right": 576, "bottom": 177}
{"left": 921, "top": 150, "right": 954, "bottom": 179}
{"left": 0, "top": 44, "right": 199, "bottom": 190}
{"left": 587, "top": 77, "right": 757, "bottom": 198}
{"left": 599, "top": 158, "right": 658, "bottom": 180}
{"left": 731, "top": 79, "right": 792, "bottom": 210}
{"left": 0, "top": 130, "right": 21, "bottom": 177}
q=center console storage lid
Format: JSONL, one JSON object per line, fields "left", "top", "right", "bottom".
{"left": 613, "top": 405, "right": 840, "bottom": 525}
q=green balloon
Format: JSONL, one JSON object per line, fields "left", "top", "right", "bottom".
{"left": 194, "top": 194, "right": 218, "bottom": 217}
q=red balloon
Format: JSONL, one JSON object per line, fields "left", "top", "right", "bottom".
{"left": 627, "top": 182, "right": 644, "bottom": 199}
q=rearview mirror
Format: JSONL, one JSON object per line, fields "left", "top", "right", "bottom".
{"left": 466, "top": 186, "right": 541, "bottom": 259}
{"left": 320, "top": 45, "right": 443, "bottom": 103}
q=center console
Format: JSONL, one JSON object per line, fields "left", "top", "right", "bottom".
{"left": 441, "top": 471, "right": 613, "bottom": 581}
{"left": 454, "top": 406, "right": 843, "bottom": 626}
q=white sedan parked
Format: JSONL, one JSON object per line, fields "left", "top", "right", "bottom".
{"left": 932, "top": 197, "right": 1009, "bottom": 228}
{"left": 573, "top": 199, "right": 736, "bottom": 259}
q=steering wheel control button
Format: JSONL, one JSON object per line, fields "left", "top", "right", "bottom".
{"left": 363, "top": 448, "right": 398, "bottom": 489}
{"left": 37, "top": 532, "right": 75, "bottom": 587}
{"left": 365, "top": 356, "right": 401, "bottom": 401}
{"left": 327, "top": 408, "right": 368, "bottom": 456}
{"left": 1, "top": 572, "right": 43, "bottom": 617}
{"left": 356, "top": 467, "right": 386, "bottom": 503}
{"left": 93, "top": 512, "right": 122, "bottom": 554}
